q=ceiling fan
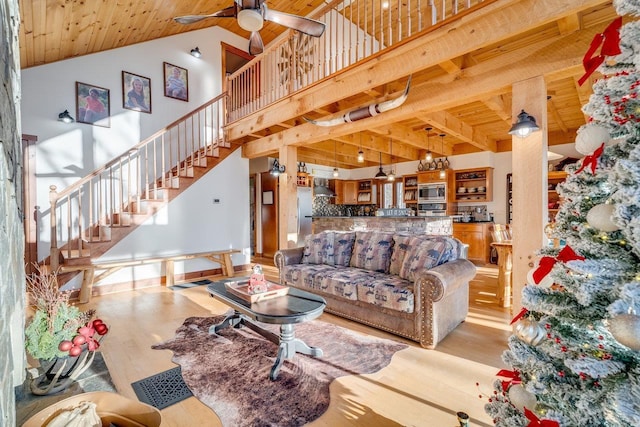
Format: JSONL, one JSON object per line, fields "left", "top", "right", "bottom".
{"left": 174, "top": 1, "right": 326, "bottom": 56}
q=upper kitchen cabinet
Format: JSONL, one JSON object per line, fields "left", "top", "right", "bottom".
{"left": 454, "top": 167, "right": 494, "bottom": 203}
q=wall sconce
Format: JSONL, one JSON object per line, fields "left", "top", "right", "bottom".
{"left": 190, "top": 47, "right": 202, "bottom": 58}
{"left": 509, "top": 109, "right": 540, "bottom": 138}
{"left": 58, "top": 110, "right": 75, "bottom": 123}
{"left": 270, "top": 159, "right": 285, "bottom": 176}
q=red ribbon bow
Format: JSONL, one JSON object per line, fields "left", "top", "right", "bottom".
{"left": 496, "top": 369, "right": 522, "bottom": 391}
{"left": 532, "top": 245, "right": 585, "bottom": 284}
{"left": 575, "top": 143, "right": 605, "bottom": 175}
{"left": 510, "top": 307, "right": 529, "bottom": 325}
{"left": 525, "top": 407, "right": 560, "bottom": 427}
{"left": 578, "top": 17, "right": 623, "bottom": 86}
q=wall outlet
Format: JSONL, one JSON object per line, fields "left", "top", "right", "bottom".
{"left": 213, "top": 198, "right": 221, "bottom": 204}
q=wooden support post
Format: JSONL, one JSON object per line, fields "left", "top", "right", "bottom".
{"left": 278, "top": 146, "right": 298, "bottom": 250}
{"left": 511, "top": 76, "right": 548, "bottom": 314}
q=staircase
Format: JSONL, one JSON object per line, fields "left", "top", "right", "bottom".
{"left": 48, "top": 93, "right": 237, "bottom": 272}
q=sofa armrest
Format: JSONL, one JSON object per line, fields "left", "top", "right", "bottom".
{"left": 273, "top": 247, "right": 304, "bottom": 270}
{"left": 413, "top": 259, "right": 477, "bottom": 302}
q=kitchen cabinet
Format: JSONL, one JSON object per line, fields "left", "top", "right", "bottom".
{"left": 417, "top": 170, "right": 450, "bottom": 183}
{"left": 453, "top": 222, "right": 492, "bottom": 264}
{"left": 334, "top": 180, "right": 358, "bottom": 204}
{"left": 547, "top": 171, "right": 568, "bottom": 222}
{"left": 357, "top": 179, "right": 373, "bottom": 204}
{"left": 403, "top": 174, "right": 418, "bottom": 208}
{"left": 454, "top": 167, "right": 494, "bottom": 202}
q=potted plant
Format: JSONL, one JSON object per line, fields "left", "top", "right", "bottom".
{"left": 25, "top": 265, "right": 109, "bottom": 395}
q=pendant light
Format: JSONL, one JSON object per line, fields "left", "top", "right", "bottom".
{"left": 357, "top": 133, "right": 365, "bottom": 163}
{"left": 425, "top": 127, "right": 433, "bottom": 163}
{"left": 375, "top": 152, "right": 387, "bottom": 179}
{"left": 333, "top": 141, "right": 339, "bottom": 177}
{"left": 387, "top": 138, "right": 395, "bottom": 181}
{"left": 439, "top": 133, "right": 446, "bottom": 179}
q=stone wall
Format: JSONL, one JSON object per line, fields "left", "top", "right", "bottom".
{"left": 0, "top": 0, "right": 26, "bottom": 425}
{"left": 312, "top": 216, "right": 453, "bottom": 235}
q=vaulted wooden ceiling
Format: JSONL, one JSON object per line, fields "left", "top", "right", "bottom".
{"left": 19, "top": 0, "right": 618, "bottom": 169}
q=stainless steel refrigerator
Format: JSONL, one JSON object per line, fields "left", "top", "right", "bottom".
{"left": 297, "top": 186, "right": 313, "bottom": 246}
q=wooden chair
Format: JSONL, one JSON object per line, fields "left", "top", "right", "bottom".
{"left": 490, "top": 224, "right": 513, "bottom": 307}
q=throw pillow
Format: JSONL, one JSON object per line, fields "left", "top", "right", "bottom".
{"left": 349, "top": 231, "right": 395, "bottom": 273}
{"left": 302, "top": 231, "right": 335, "bottom": 265}
{"left": 399, "top": 237, "right": 447, "bottom": 281}
{"left": 389, "top": 234, "right": 425, "bottom": 275}
{"left": 333, "top": 231, "right": 356, "bottom": 267}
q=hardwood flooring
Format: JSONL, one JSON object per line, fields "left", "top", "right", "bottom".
{"left": 77, "top": 259, "right": 511, "bottom": 426}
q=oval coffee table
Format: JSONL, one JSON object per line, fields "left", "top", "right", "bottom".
{"left": 207, "top": 280, "right": 326, "bottom": 380}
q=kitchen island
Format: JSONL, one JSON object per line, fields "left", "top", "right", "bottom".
{"left": 311, "top": 215, "right": 454, "bottom": 235}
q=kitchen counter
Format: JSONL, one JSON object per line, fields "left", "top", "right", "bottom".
{"left": 311, "top": 216, "right": 454, "bottom": 235}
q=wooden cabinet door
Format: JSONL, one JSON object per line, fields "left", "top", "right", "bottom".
{"left": 453, "top": 223, "right": 490, "bottom": 263}
{"left": 343, "top": 181, "right": 358, "bottom": 204}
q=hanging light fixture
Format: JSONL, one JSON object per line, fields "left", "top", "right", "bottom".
{"left": 357, "top": 133, "right": 364, "bottom": 163}
{"left": 387, "top": 139, "right": 395, "bottom": 181}
{"left": 439, "top": 134, "right": 446, "bottom": 179}
{"left": 375, "top": 152, "right": 387, "bottom": 179}
{"left": 508, "top": 109, "right": 540, "bottom": 138}
{"left": 425, "top": 127, "right": 433, "bottom": 163}
{"left": 333, "top": 141, "right": 339, "bottom": 177}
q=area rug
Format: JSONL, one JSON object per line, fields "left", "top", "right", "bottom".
{"left": 153, "top": 315, "right": 408, "bottom": 427}
{"left": 131, "top": 366, "right": 193, "bottom": 409}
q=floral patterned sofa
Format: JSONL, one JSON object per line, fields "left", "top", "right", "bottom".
{"left": 274, "top": 230, "right": 477, "bottom": 349}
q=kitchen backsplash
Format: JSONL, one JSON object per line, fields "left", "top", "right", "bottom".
{"left": 313, "top": 197, "right": 376, "bottom": 216}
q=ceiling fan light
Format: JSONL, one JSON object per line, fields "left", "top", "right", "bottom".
{"left": 237, "top": 9, "right": 264, "bottom": 32}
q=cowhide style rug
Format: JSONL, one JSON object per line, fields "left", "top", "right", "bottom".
{"left": 153, "top": 315, "right": 408, "bottom": 427}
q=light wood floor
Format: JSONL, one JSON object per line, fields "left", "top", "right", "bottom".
{"left": 78, "top": 259, "right": 511, "bottom": 427}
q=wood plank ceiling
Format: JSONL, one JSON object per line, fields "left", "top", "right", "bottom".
{"left": 19, "top": 0, "right": 619, "bottom": 169}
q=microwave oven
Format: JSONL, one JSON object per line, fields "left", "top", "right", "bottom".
{"left": 418, "top": 183, "right": 446, "bottom": 203}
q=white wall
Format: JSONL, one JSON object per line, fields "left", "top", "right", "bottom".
{"left": 20, "top": 26, "right": 252, "bottom": 284}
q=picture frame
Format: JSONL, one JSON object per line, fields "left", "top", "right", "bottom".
{"left": 163, "top": 62, "right": 189, "bottom": 102}
{"left": 262, "top": 191, "right": 274, "bottom": 205}
{"left": 76, "top": 82, "right": 110, "bottom": 127}
{"left": 122, "top": 71, "right": 151, "bottom": 113}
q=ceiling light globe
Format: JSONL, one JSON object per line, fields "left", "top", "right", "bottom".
{"left": 237, "top": 9, "right": 264, "bottom": 32}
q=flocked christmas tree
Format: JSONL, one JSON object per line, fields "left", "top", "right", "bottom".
{"left": 484, "top": 1, "right": 640, "bottom": 425}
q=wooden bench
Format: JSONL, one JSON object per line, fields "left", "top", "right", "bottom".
{"left": 61, "top": 249, "right": 241, "bottom": 303}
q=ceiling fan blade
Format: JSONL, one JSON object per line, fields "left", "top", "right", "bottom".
{"left": 248, "top": 31, "right": 264, "bottom": 55}
{"left": 263, "top": 7, "right": 326, "bottom": 37}
{"left": 174, "top": 6, "right": 236, "bottom": 25}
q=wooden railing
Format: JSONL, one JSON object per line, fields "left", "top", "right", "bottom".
{"left": 227, "top": 0, "right": 488, "bottom": 122}
{"left": 49, "top": 94, "right": 228, "bottom": 268}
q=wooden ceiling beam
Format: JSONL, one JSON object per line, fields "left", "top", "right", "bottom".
{"left": 229, "top": 0, "right": 609, "bottom": 141}
{"left": 415, "top": 110, "right": 497, "bottom": 152}
{"left": 241, "top": 23, "right": 597, "bottom": 159}
{"left": 482, "top": 94, "right": 512, "bottom": 122}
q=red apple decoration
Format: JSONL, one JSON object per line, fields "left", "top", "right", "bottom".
{"left": 58, "top": 340, "right": 73, "bottom": 352}
{"left": 68, "top": 346, "right": 82, "bottom": 357}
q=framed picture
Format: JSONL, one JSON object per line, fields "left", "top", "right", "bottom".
{"left": 262, "top": 191, "right": 273, "bottom": 205}
{"left": 76, "top": 82, "right": 110, "bottom": 127}
{"left": 163, "top": 62, "right": 189, "bottom": 101}
{"left": 122, "top": 71, "right": 151, "bottom": 113}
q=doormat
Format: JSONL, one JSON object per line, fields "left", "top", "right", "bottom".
{"left": 169, "top": 279, "right": 212, "bottom": 290}
{"left": 131, "top": 366, "right": 192, "bottom": 410}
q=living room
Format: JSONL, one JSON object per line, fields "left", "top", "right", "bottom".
{"left": 4, "top": 0, "right": 638, "bottom": 426}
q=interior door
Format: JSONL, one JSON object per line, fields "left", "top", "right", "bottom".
{"left": 260, "top": 172, "right": 278, "bottom": 258}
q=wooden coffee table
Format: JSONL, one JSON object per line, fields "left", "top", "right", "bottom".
{"left": 207, "top": 280, "right": 326, "bottom": 380}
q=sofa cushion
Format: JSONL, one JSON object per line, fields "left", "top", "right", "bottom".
{"left": 333, "top": 231, "right": 356, "bottom": 267}
{"left": 399, "top": 237, "right": 448, "bottom": 281}
{"left": 350, "top": 231, "right": 395, "bottom": 273}
{"left": 389, "top": 234, "right": 418, "bottom": 276}
{"left": 282, "top": 263, "right": 339, "bottom": 292}
{"left": 302, "top": 231, "right": 335, "bottom": 265}
{"left": 357, "top": 276, "right": 414, "bottom": 313}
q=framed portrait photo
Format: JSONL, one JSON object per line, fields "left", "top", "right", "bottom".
{"left": 76, "top": 82, "right": 110, "bottom": 127}
{"left": 122, "top": 71, "right": 151, "bottom": 113}
{"left": 163, "top": 62, "right": 188, "bottom": 102}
